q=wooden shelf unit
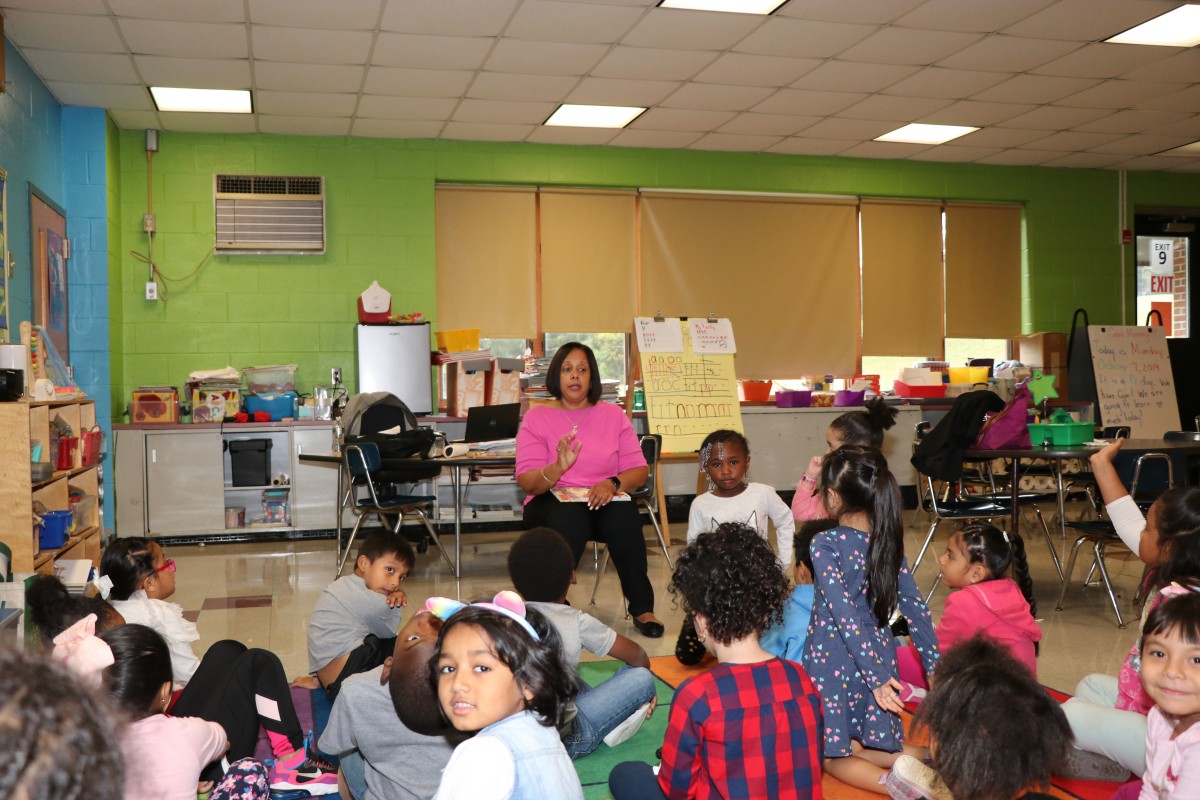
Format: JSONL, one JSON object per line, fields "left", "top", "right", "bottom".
{"left": 0, "top": 398, "right": 102, "bottom": 574}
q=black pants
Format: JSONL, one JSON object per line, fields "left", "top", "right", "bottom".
{"left": 524, "top": 493, "right": 654, "bottom": 617}
{"left": 609, "top": 761, "right": 667, "bottom": 799}
{"left": 172, "top": 640, "right": 303, "bottom": 781}
{"left": 324, "top": 634, "right": 396, "bottom": 702}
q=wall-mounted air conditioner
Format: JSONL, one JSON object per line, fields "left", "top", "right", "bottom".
{"left": 214, "top": 174, "right": 325, "bottom": 254}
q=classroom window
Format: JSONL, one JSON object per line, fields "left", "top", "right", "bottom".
{"left": 480, "top": 338, "right": 530, "bottom": 360}
{"left": 944, "top": 338, "right": 1009, "bottom": 367}
{"left": 544, "top": 332, "right": 628, "bottom": 386}
{"left": 1135, "top": 235, "right": 1188, "bottom": 337}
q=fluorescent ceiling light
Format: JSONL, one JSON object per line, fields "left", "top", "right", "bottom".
{"left": 875, "top": 123, "right": 978, "bottom": 145}
{"left": 545, "top": 104, "right": 646, "bottom": 128}
{"left": 1106, "top": 5, "right": 1200, "bottom": 47}
{"left": 658, "top": 0, "right": 788, "bottom": 14}
{"left": 150, "top": 87, "right": 252, "bottom": 113}
{"left": 1160, "top": 140, "right": 1200, "bottom": 156}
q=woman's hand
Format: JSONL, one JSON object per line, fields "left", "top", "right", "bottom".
{"left": 556, "top": 432, "right": 581, "bottom": 474}
{"left": 1089, "top": 434, "right": 1126, "bottom": 468}
{"left": 872, "top": 677, "right": 906, "bottom": 714}
{"left": 587, "top": 479, "right": 617, "bottom": 510}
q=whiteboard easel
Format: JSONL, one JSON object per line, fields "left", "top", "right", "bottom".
{"left": 1089, "top": 325, "right": 1180, "bottom": 438}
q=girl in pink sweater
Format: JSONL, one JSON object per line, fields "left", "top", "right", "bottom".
{"left": 792, "top": 398, "right": 897, "bottom": 522}
{"left": 936, "top": 522, "right": 1041, "bottom": 677}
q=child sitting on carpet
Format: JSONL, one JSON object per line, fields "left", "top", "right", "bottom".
{"left": 935, "top": 521, "right": 1041, "bottom": 678}
{"left": 308, "top": 529, "right": 413, "bottom": 700}
{"left": 760, "top": 518, "right": 834, "bottom": 661}
{"left": 508, "top": 527, "right": 657, "bottom": 758}
{"left": 609, "top": 523, "right": 824, "bottom": 800}
{"left": 887, "top": 635, "right": 1071, "bottom": 800}
{"left": 792, "top": 397, "right": 897, "bottom": 522}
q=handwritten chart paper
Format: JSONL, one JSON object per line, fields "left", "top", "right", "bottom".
{"left": 688, "top": 318, "right": 737, "bottom": 354}
{"left": 634, "top": 317, "right": 684, "bottom": 353}
{"left": 1089, "top": 325, "right": 1180, "bottom": 438}
{"left": 639, "top": 319, "right": 743, "bottom": 453}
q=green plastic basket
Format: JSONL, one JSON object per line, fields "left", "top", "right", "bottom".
{"left": 1027, "top": 421, "right": 1094, "bottom": 446}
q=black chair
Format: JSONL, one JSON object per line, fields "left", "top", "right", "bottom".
{"left": 338, "top": 442, "right": 454, "bottom": 577}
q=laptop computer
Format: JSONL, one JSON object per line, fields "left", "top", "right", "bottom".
{"left": 462, "top": 403, "right": 521, "bottom": 443}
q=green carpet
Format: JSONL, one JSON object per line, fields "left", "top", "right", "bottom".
{"left": 575, "top": 660, "right": 676, "bottom": 800}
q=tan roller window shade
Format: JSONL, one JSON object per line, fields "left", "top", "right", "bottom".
{"left": 861, "top": 200, "right": 944, "bottom": 357}
{"left": 541, "top": 190, "right": 637, "bottom": 332}
{"left": 640, "top": 193, "right": 859, "bottom": 378}
{"left": 945, "top": 203, "right": 1022, "bottom": 339}
{"left": 435, "top": 186, "right": 536, "bottom": 337}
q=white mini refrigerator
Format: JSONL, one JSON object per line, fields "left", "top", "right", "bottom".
{"left": 355, "top": 323, "right": 433, "bottom": 414}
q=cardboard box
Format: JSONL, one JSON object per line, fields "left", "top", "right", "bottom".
{"left": 446, "top": 359, "right": 490, "bottom": 417}
{"left": 486, "top": 358, "right": 523, "bottom": 406}
{"left": 191, "top": 386, "right": 241, "bottom": 423}
{"left": 1013, "top": 332, "right": 1067, "bottom": 369}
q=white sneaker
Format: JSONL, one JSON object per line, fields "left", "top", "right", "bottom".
{"left": 603, "top": 702, "right": 651, "bottom": 748}
{"left": 886, "top": 755, "right": 954, "bottom": 800}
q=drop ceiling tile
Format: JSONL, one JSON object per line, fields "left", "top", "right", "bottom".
{"left": 1112, "top": 154, "right": 1190, "bottom": 172}
{"left": 593, "top": 46, "right": 720, "bottom": 82}
{"left": 372, "top": 33, "right": 494, "bottom": 71}
{"left": 790, "top": 60, "right": 916, "bottom": 93}
{"left": 893, "top": 0, "right": 1058, "bottom": 33}
{"left": 107, "top": 109, "right": 162, "bottom": 129}
{"left": 734, "top": 18, "right": 879, "bottom": 59}
{"left": 608, "top": 129, "right": 703, "bottom": 148}
{"left": 467, "top": 72, "right": 579, "bottom": 102}
{"left": 47, "top": 81, "right": 152, "bottom": 108}
{"left": 717, "top": 113, "right": 820, "bottom": 136}
{"left": 553, "top": 0, "right": 657, "bottom": 5}
{"left": 108, "top": 0, "right": 244, "bottom": 22}
{"left": 920, "top": 100, "right": 1037, "bottom": 127}
{"left": 486, "top": 39, "right": 609, "bottom": 75}
{"left": 441, "top": 121, "right": 535, "bottom": 141}
{"left": 837, "top": 27, "right": 984, "bottom": 66}
{"left": 1039, "top": 151, "right": 1133, "bottom": 169}
{"left": 839, "top": 140, "right": 933, "bottom": 159}
{"left": 506, "top": 0, "right": 645, "bottom": 44}
{"left": 1, "top": 10, "right": 124, "bottom": 53}
{"left": 134, "top": 56, "right": 252, "bottom": 89}
{"left": 881, "top": 66, "right": 1010, "bottom": 99}
{"left": 1057, "top": 80, "right": 1188, "bottom": 111}
{"left": 776, "top": 0, "right": 925, "bottom": 25}
{"left": 995, "top": 105, "right": 1114, "bottom": 130}
{"left": 751, "top": 88, "right": 868, "bottom": 117}
{"left": 525, "top": 125, "right": 622, "bottom": 145}
{"left": 452, "top": 98, "right": 558, "bottom": 124}
{"left": 255, "top": 91, "right": 358, "bottom": 117}
{"left": 688, "top": 132, "right": 784, "bottom": 152}
{"left": 363, "top": 67, "right": 474, "bottom": 97}
{"left": 1002, "top": 0, "right": 1179, "bottom": 42}
{"left": 21, "top": 50, "right": 139, "bottom": 84}
{"left": 255, "top": 62, "right": 364, "bottom": 93}
{"left": 1031, "top": 42, "right": 1184, "bottom": 79}
{"left": 157, "top": 111, "right": 257, "bottom": 133}
{"left": 908, "top": 145, "right": 1006, "bottom": 163}
{"left": 766, "top": 136, "right": 856, "bottom": 156}
{"left": 1088, "top": 134, "right": 1200, "bottom": 155}
{"left": 936, "top": 35, "right": 1082, "bottom": 73}
{"left": 380, "top": 0, "right": 521, "bottom": 37}
{"left": 952, "top": 127, "right": 1050, "bottom": 147}
{"left": 974, "top": 148, "right": 1062, "bottom": 166}
{"left": 357, "top": 95, "right": 459, "bottom": 120}
{"left": 119, "top": 19, "right": 248, "bottom": 59}
{"left": 251, "top": 26, "right": 372, "bottom": 64}
{"left": 661, "top": 83, "right": 774, "bottom": 112}
{"left": 629, "top": 107, "right": 735, "bottom": 132}
{"left": 1164, "top": 161, "right": 1200, "bottom": 173}
{"left": 566, "top": 77, "right": 682, "bottom": 106}
{"left": 353, "top": 119, "right": 445, "bottom": 138}
{"left": 694, "top": 53, "right": 820, "bottom": 88}
{"left": 258, "top": 115, "right": 352, "bottom": 136}
{"left": 1139, "top": 115, "right": 1200, "bottom": 138}
{"left": 1122, "top": 49, "right": 1200, "bottom": 83}
{"left": 248, "top": 0, "right": 382, "bottom": 29}
{"left": 1023, "top": 130, "right": 1126, "bottom": 152}
{"left": 1135, "top": 86, "right": 1200, "bottom": 114}
{"left": 973, "top": 74, "right": 1102, "bottom": 105}
{"left": 623, "top": 7, "right": 763, "bottom": 51}
{"left": 2, "top": 0, "right": 106, "bottom": 12}
{"left": 840, "top": 94, "right": 952, "bottom": 121}
{"left": 800, "top": 117, "right": 905, "bottom": 141}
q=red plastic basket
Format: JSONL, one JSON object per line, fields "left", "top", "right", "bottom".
{"left": 81, "top": 427, "right": 103, "bottom": 467}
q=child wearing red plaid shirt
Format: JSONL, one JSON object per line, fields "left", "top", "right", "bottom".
{"left": 609, "top": 523, "right": 824, "bottom": 800}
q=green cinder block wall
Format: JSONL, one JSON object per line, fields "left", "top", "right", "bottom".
{"left": 111, "top": 131, "right": 1199, "bottom": 411}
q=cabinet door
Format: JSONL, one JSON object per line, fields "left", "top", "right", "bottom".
{"left": 146, "top": 432, "right": 224, "bottom": 534}
{"left": 291, "top": 427, "right": 349, "bottom": 529}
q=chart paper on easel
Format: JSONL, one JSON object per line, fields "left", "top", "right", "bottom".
{"left": 638, "top": 318, "right": 742, "bottom": 454}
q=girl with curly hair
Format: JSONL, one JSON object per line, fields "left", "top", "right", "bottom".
{"left": 609, "top": 522, "right": 824, "bottom": 800}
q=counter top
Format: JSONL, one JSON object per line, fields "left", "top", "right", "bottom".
{"left": 113, "top": 419, "right": 337, "bottom": 431}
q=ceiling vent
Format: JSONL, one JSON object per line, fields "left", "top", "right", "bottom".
{"left": 214, "top": 174, "right": 325, "bottom": 254}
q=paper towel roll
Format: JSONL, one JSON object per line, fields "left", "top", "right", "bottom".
{"left": 0, "top": 344, "right": 26, "bottom": 371}
{"left": 443, "top": 443, "right": 469, "bottom": 458}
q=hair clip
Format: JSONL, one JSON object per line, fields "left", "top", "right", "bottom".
{"left": 426, "top": 590, "right": 541, "bottom": 642}
{"left": 1159, "top": 582, "right": 1200, "bottom": 600}
{"left": 52, "top": 613, "right": 114, "bottom": 690}
{"left": 93, "top": 574, "right": 114, "bottom": 600}
{"left": 1001, "top": 530, "right": 1010, "bottom": 544}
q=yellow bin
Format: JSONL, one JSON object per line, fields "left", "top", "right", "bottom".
{"left": 948, "top": 366, "right": 989, "bottom": 384}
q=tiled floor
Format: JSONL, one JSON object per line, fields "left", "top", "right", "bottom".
{"left": 167, "top": 506, "right": 1145, "bottom": 693}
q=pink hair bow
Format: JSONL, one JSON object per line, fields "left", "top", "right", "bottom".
{"left": 1159, "top": 582, "right": 1200, "bottom": 600}
{"left": 52, "top": 613, "right": 114, "bottom": 689}
{"left": 426, "top": 590, "right": 540, "bottom": 641}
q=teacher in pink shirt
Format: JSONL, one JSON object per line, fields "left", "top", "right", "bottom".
{"left": 516, "top": 342, "right": 663, "bottom": 637}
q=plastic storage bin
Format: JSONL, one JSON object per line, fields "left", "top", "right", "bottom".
{"left": 245, "top": 391, "right": 298, "bottom": 421}
{"left": 949, "top": 366, "right": 990, "bottom": 384}
{"left": 1027, "top": 421, "right": 1094, "bottom": 446}
{"left": 739, "top": 380, "right": 772, "bottom": 402}
{"left": 435, "top": 328, "right": 481, "bottom": 352}
{"left": 775, "top": 390, "right": 812, "bottom": 408}
{"left": 893, "top": 381, "right": 948, "bottom": 399}
{"left": 243, "top": 365, "right": 297, "bottom": 394}
{"left": 228, "top": 439, "right": 272, "bottom": 487}
{"left": 38, "top": 510, "right": 73, "bottom": 550}
{"left": 834, "top": 389, "right": 865, "bottom": 407}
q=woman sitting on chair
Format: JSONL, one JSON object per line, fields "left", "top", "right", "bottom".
{"left": 516, "top": 342, "right": 664, "bottom": 638}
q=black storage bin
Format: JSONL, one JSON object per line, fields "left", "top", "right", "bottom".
{"left": 228, "top": 439, "right": 271, "bottom": 487}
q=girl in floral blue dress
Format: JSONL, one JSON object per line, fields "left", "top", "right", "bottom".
{"left": 801, "top": 445, "right": 939, "bottom": 793}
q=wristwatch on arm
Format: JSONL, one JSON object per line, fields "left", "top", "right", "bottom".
{"left": 609, "top": 476, "right": 621, "bottom": 491}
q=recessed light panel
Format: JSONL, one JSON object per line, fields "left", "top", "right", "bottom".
{"left": 545, "top": 104, "right": 646, "bottom": 129}
{"left": 658, "top": 0, "right": 788, "bottom": 14}
{"left": 1161, "top": 141, "right": 1200, "bottom": 156}
{"left": 150, "top": 87, "right": 252, "bottom": 114}
{"left": 875, "top": 123, "right": 978, "bottom": 145}
{"left": 1106, "top": 5, "right": 1200, "bottom": 47}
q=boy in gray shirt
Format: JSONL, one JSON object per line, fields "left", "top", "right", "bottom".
{"left": 308, "top": 530, "right": 413, "bottom": 700}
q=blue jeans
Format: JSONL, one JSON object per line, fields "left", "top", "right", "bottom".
{"left": 564, "top": 666, "right": 655, "bottom": 759}
{"left": 339, "top": 751, "right": 367, "bottom": 800}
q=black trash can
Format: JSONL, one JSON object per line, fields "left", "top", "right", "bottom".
{"left": 228, "top": 439, "right": 271, "bottom": 487}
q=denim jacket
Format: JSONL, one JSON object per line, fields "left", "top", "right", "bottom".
{"left": 480, "top": 711, "right": 583, "bottom": 800}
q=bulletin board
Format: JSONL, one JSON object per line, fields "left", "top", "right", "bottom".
{"left": 636, "top": 317, "right": 742, "bottom": 454}
{"left": 1088, "top": 325, "right": 1180, "bottom": 438}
